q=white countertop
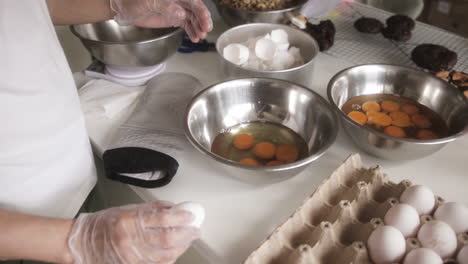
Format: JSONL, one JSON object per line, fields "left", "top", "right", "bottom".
{"left": 81, "top": 22, "right": 468, "bottom": 264}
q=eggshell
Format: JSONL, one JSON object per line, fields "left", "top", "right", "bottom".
{"left": 417, "top": 220, "right": 457, "bottom": 258}
{"left": 458, "top": 245, "right": 468, "bottom": 264}
{"left": 400, "top": 185, "right": 436, "bottom": 215}
{"left": 270, "top": 29, "right": 290, "bottom": 51}
{"left": 434, "top": 202, "right": 468, "bottom": 234}
{"left": 367, "top": 225, "right": 406, "bottom": 263}
{"left": 255, "top": 38, "right": 277, "bottom": 61}
{"left": 403, "top": 248, "right": 443, "bottom": 264}
{"left": 223, "top": 43, "right": 250, "bottom": 65}
{"left": 384, "top": 203, "right": 421, "bottom": 238}
{"left": 174, "top": 202, "right": 205, "bottom": 228}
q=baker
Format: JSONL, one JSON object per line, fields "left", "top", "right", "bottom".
{"left": 0, "top": 0, "right": 212, "bottom": 263}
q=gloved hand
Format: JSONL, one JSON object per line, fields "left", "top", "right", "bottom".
{"left": 110, "top": 0, "right": 213, "bottom": 43}
{"left": 67, "top": 201, "right": 200, "bottom": 264}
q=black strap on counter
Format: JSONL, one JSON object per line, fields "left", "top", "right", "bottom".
{"left": 103, "top": 147, "right": 179, "bottom": 188}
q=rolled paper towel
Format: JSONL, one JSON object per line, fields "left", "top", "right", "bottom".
{"left": 103, "top": 73, "right": 202, "bottom": 188}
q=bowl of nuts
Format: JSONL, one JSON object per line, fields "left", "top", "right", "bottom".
{"left": 214, "top": 0, "right": 308, "bottom": 27}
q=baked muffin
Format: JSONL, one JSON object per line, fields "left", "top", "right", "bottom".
{"left": 354, "top": 17, "right": 384, "bottom": 34}
{"left": 306, "top": 20, "right": 336, "bottom": 51}
{"left": 382, "top": 26, "right": 412, "bottom": 42}
{"left": 411, "top": 44, "right": 458, "bottom": 71}
{"left": 386, "top": 15, "right": 415, "bottom": 31}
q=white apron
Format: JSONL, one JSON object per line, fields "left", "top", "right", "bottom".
{"left": 0, "top": 0, "right": 97, "bottom": 218}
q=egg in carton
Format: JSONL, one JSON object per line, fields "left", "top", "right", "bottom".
{"left": 243, "top": 154, "right": 411, "bottom": 264}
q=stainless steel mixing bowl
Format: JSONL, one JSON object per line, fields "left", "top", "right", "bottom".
{"left": 216, "top": 23, "right": 319, "bottom": 87}
{"left": 214, "top": 0, "right": 308, "bottom": 27}
{"left": 327, "top": 64, "right": 468, "bottom": 160}
{"left": 185, "top": 77, "right": 338, "bottom": 184}
{"left": 71, "top": 20, "right": 184, "bottom": 67}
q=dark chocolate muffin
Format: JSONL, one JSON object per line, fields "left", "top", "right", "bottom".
{"left": 411, "top": 44, "right": 458, "bottom": 71}
{"left": 306, "top": 20, "right": 336, "bottom": 51}
{"left": 386, "top": 14, "right": 415, "bottom": 31}
{"left": 382, "top": 26, "right": 412, "bottom": 42}
{"left": 354, "top": 17, "right": 384, "bottom": 34}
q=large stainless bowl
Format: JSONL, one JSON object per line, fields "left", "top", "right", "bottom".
{"left": 214, "top": 0, "right": 308, "bottom": 27}
{"left": 185, "top": 78, "right": 338, "bottom": 184}
{"left": 216, "top": 23, "right": 319, "bottom": 87}
{"left": 71, "top": 20, "right": 184, "bottom": 67}
{"left": 327, "top": 64, "right": 468, "bottom": 160}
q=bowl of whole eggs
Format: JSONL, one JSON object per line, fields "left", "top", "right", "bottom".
{"left": 184, "top": 77, "right": 338, "bottom": 184}
{"left": 216, "top": 23, "right": 319, "bottom": 87}
{"left": 214, "top": 0, "right": 308, "bottom": 27}
{"left": 327, "top": 64, "right": 468, "bottom": 160}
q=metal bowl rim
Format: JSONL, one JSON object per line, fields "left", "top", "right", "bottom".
{"left": 214, "top": 0, "right": 308, "bottom": 14}
{"left": 70, "top": 23, "right": 184, "bottom": 45}
{"left": 327, "top": 63, "right": 468, "bottom": 145}
{"left": 216, "top": 23, "right": 320, "bottom": 74}
{"left": 185, "top": 77, "right": 339, "bottom": 172}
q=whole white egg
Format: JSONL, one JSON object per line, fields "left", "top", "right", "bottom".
{"left": 367, "top": 225, "right": 406, "bottom": 263}
{"left": 384, "top": 203, "right": 421, "bottom": 238}
{"left": 174, "top": 202, "right": 205, "bottom": 228}
{"left": 458, "top": 245, "right": 468, "bottom": 264}
{"left": 434, "top": 202, "right": 468, "bottom": 234}
{"left": 400, "top": 185, "right": 435, "bottom": 215}
{"left": 403, "top": 248, "right": 443, "bottom": 264}
{"left": 417, "top": 220, "right": 457, "bottom": 259}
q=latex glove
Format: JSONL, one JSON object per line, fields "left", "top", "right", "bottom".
{"left": 68, "top": 201, "right": 200, "bottom": 264}
{"left": 110, "top": 0, "right": 213, "bottom": 43}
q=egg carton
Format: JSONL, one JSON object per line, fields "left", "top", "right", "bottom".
{"left": 243, "top": 153, "right": 458, "bottom": 264}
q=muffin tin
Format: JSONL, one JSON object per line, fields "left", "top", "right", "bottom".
{"left": 243, "top": 154, "right": 468, "bottom": 263}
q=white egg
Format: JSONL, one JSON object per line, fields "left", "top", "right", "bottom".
{"left": 174, "top": 202, "right": 205, "bottom": 228}
{"left": 403, "top": 248, "right": 443, "bottom": 264}
{"left": 270, "top": 29, "right": 290, "bottom": 51}
{"left": 288, "top": 47, "right": 304, "bottom": 64}
{"left": 400, "top": 185, "right": 436, "bottom": 215}
{"left": 384, "top": 203, "right": 421, "bottom": 238}
{"left": 458, "top": 245, "right": 468, "bottom": 264}
{"left": 434, "top": 202, "right": 468, "bottom": 234}
{"left": 367, "top": 225, "right": 406, "bottom": 263}
{"left": 269, "top": 50, "right": 295, "bottom": 71}
{"left": 417, "top": 220, "right": 457, "bottom": 259}
{"left": 255, "top": 38, "right": 277, "bottom": 61}
{"left": 223, "top": 43, "right": 250, "bottom": 65}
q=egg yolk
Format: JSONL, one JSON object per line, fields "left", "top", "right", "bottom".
{"left": 417, "top": 129, "right": 438, "bottom": 140}
{"left": 232, "top": 134, "right": 254, "bottom": 150}
{"left": 362, "top": 101, "right": 381, "bottom": 112}
{"left": 239, "top": 158, "right": 261, "bottom": 166}
{"left": 266, "top": 160, "right": 285, "bottom": 166}
{"left": 411, "top": 114, "right": 432, "bottom": 129}
{"left": 381, "top": 100, "right": 400, "bottom": 112}
{"left": 384, "top": 126, "right": 406, "bottom": 138}
{"left": 275, "top": 145, "right": 299, "bottom": 163}
{"left": 390, "top": 111, "right": 413, "bottom": 127}
{"left": 367, "top": 111, "right": 392, "bottom": 127}
{"left": 348, "top": 111, "right": 368, "bottom": 125}
{"left": 253, "top": 142, "right": 277, "bottom": 159}
{"left": 401, "top": 104, "right": 420, "bottom": 115}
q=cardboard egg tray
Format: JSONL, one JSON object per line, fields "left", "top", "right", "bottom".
{"left": 243, "top": 154, "right": 468, "bottom": 264}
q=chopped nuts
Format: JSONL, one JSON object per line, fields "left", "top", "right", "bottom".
{"left": 218, "top": 0, "right": 297, "bottom": 11}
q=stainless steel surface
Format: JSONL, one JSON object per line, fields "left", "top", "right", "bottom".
{"left": 185, "top": 78, "right": 338, "bottom": 184}
{"left": 71, "top": 20, "right": 184, "bottom": 67}
{"left": 216, "top": 23, "right": 319, "bottom": 87}
{"left": 327, "top": 64, "right": 468, "bottom": 160}
{"left": 214, "top": 0, "right": 308, "bottom": 27}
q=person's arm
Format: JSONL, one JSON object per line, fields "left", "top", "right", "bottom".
{"left": 46, "top": 0, "right": 114, "bottom": 25}
{"left": 0, "top": 209, "right": 74, "bottom": 264}
{"left": 46, "top": 0, "right": 212, "bottom": 42}
{"left": 0, "top": 201, "right": 199, "bottom": 264}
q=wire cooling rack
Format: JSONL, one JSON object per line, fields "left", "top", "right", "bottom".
{"left": 323, "top": 2, "right": 468, "bottom": 72}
